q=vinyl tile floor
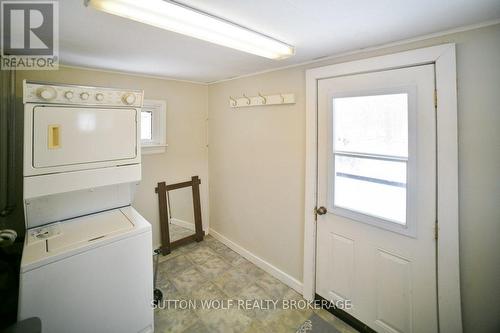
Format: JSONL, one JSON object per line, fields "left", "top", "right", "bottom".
{"left": 154, "top": 234, "right": 358, "bottom": 333}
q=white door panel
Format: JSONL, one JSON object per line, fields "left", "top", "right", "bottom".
{"left": 316, "top": 65, "right": 437, "bottom": 333}
{"left": 327, "top": 233, "right": 354, "bottom": 305}
{"left": 33, "top": 106, "right": 137, "bottom": 168}
{"left": 374, "top": 249, "right": 412, "bottom": 333}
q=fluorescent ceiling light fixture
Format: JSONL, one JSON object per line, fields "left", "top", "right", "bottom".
{"left": 85, "top": 0, "right": 295, "bottom": 59}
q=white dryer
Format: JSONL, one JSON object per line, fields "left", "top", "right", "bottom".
{"left": 18, "top": 81, "right": 154, "bottom": 333}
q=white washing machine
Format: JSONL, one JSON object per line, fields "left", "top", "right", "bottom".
{"left": 18, "top": 81, "right": 154, "bottom": 333}
{"left": 19, "top": 207, "right": 153, "bottom": 333}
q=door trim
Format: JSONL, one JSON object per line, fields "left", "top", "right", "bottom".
{"left": 304, "top": 44, "right": 461, "bottom": 332}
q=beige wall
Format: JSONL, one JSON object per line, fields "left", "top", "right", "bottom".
{"left": 16, "top": 67, "right": 209, "bottom": 249}
{"left": 208, "top": 24, "right": 500, "bottom": 332}
{"left": 208, "top": 68, "right": 306, "bottom": 281}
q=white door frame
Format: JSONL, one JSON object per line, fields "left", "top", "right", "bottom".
{"left": 304, "top": 43, "right": 461, "bottom": 333}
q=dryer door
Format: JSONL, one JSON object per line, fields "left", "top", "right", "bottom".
{"left": 32, "top": 106, "right": 137, "bottom": 168}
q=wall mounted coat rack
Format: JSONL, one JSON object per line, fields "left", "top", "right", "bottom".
{"left": 229, "top": 92, "right": 295, "bottom": 108}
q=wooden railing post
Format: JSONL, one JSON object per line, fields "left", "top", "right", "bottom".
{"left": 156, "top": 181, "right": 171, "bottom": 255}
{"left": 191, "top": 176, "right": 204, "bottom": 242}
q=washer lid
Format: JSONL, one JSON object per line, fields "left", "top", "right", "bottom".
{"left": 46, "top": 209, "right": 134, "bottom": 253}
{"left": 21, "top": 207, "right": 151, "bottom": 273}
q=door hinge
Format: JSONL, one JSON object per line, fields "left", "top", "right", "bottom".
{"left": 434, "top": 221, "right": 439, "bottom": 240}
{"left": 434, "top": 89, "right": 438, "bottom": 109}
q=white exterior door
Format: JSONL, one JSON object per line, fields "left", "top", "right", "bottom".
{"left": 316, "top": 64, "right": 437, "bottom": 333}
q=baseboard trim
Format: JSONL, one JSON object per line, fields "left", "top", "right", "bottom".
{"left": 208, "top": 229, "right": 303, "bottom": 294}
{"left": 170, "top": 218, "right": 196, "bottom": 231}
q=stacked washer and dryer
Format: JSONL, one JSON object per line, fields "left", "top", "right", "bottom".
{"left": 18, "top": 81, "right": 154, "bottom": 333}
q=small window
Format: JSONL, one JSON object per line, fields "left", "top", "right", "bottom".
{"left": 141, "top": 99, "right": 167, "bottom": 154}
{"left": 330, "top": 91, "right": 414, "bottom": 230}
{"left": 141, "top": 110, "right": 153, "bottom": 141}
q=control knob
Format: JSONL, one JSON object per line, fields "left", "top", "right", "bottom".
{"left": 64, "top": 91, "right": 74, "bottom": 100}
{"left": 80, "top": 92, "right": 90, "bottom": 100}
{"left": 95, "top": 93, "right": 104, "bottom": 101}
{"left": 37, "top": 86, "right": 57, "bottom": 101}
{"left": 122, "top": 93, "right": 136, "bottom": 105}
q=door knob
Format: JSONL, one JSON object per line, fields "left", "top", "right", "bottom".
{"left": 317, "top": 206, "right": 327, "bottom": 215}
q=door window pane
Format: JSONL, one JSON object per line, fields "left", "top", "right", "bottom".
{"left": 334, "top": 94, "right": 408, "bottom": 157}
{"left": 332, "top": 92, "right": 409, "bottom": 226}
{"left": 141, "top": 110, "right": 153, "bottom": 141}
{"left": 334, "top": 155, "right": 406, "bottom": 224}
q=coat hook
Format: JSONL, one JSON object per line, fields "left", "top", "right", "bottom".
{"left": 243, "top": 94, "right": 251, "bottom": 105}
{"left": 258, "top": 92, "right": 267, "bottom": 104}
{"left": 229, "top": 96, "right": 237, "bottom": 107}
{"left": 279, "top": 93, "right": 285, "bottom": 103}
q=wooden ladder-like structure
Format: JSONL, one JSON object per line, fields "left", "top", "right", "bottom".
{"left": 155, "top": 176, "right": 204, "bottom": 255}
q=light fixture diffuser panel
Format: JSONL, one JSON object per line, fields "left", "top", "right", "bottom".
{"left": 85, "top": 0, "right": 295, "bottom": 59}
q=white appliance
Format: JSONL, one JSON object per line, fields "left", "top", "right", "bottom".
{"left": 18, "top": 81, "right": 154, "bottom": 333}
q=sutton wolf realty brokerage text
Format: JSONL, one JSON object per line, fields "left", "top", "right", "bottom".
{"left": 152, "top": 299, "right": 352, "bottom": 311}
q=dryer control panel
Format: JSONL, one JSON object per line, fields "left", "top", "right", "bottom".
{"left": 23, "top": 81, "right": 143, "bottom": 107}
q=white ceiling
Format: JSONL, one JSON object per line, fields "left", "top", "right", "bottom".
{"left": 59, "top": 0, "right": 500, "bottom": 83}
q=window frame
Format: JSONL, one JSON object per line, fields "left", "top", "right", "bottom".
{"left": 327, "top": 86, "right": 417, "bottom": 237}
{"left": 141, "top": 99, "right": 167, "bottom": 154}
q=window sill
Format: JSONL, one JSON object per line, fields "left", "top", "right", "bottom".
{"left": 141, "top": 144, "right": 168, "bottom": 155}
